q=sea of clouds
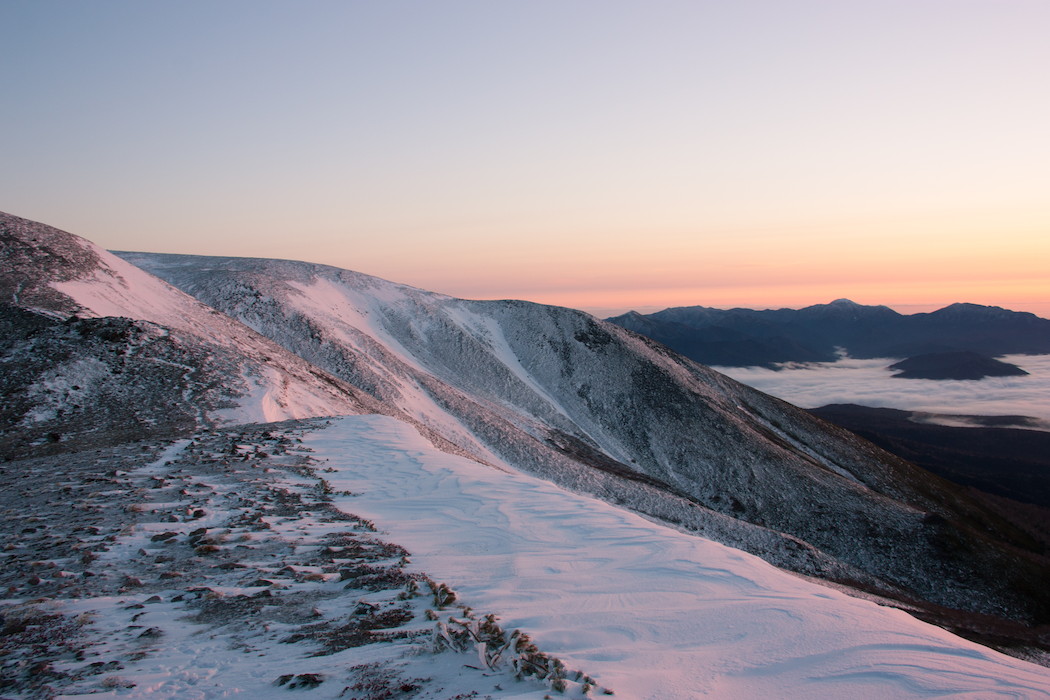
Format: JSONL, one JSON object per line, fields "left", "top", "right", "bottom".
{"left": 714, "top": 354, "right": 1050, "bottom": 426}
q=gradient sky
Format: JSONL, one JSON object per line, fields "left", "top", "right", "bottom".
{"left": 3, "top": 1, "right": 1049, "bottom": 317}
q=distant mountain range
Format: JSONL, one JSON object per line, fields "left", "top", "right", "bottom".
{"left": 4, "top": 210, "right": 1050, "bottom": 656}
{"left": 608, "top": 298, "right": 1050, "bottom": 367}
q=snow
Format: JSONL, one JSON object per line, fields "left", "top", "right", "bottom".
{"left": 5, "top": 407, "right": 1050, "bottom": 699}
{"left": 51, "top": 251, "right": 193, "bottom": 330}
{"left": 221, "top": 364, "right": 346, "bottom": 424}
{"left": 281, "top": 277, "right": 504, "bottom": 445}
{"left": 3, "top": 421, "right": 577, "bottom": 700}
{"left": 308, "top": 415, "right": 1050, "bottom": 699}
{"left": 445, "top": 305, "right": 578, "bottom": 424}
{"left": 283, "top": 276, "right": 438, "bottom": 379}
{"left": 43, "top": 239, "right": 367, "bottom": 424}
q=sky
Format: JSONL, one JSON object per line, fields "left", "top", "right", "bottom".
{"left": 2, "top": 1, "right": 1049, "bottom": 317}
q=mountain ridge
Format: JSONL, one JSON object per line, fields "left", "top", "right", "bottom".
{"left": 116, "top": 249, "right": 1050, "bottom": 625}
{"left": 609, "top": 299, "right": 1050, "bottom": 367}
{"left": 4, "top": 209, "right": 1050, "bottom": 648}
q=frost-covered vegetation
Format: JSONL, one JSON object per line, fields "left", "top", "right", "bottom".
{"left": 0, "top": 420, "right": 591, "bottom": 698}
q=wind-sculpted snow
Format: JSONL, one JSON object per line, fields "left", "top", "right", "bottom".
{"left": 120, "top": 250, "right": 1050, "bottom": 626}
{"left": 308, "top": 415, "right": 1050, "bottom": 699}
{"left": 7, "top": 413, "right": 1044, "bottom": 697}
{"left": 1, "top": 212, "right": 376, "bottom": 442}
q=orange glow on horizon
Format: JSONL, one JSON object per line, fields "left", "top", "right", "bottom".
{"left": 455, "top": 278, "right": 1050, "bottom": 319}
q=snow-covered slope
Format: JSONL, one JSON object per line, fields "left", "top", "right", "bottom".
{"left": 1, "top": 211, "right": 377, "bottom": 456}
{"left": 6, "top": 415, "right": 1047, "bottom": 698}
{"left": 308, "top": 414, "right": 1050, "bottom": 700}
{"left": 119, "top": 250, "right": 1050, "bottom": 627}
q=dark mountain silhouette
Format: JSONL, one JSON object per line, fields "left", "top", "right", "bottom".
{"left": 889, "top": 352, "right": 1030, "bottom": 380}
{"left": 609, "top": 299, "right": 1050, "bottom": 367}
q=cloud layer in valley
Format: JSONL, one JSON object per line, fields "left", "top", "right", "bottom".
{"left": 716, "top": 354, "right": 1050, "bottom": 424}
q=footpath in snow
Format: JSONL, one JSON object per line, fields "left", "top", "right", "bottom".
{"left": 309, "top": 414, "right": 1050, "bottom": 700}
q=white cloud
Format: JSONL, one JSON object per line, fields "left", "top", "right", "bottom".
{"left": 714, "top": 354, "right": 1050, "bottom": 424}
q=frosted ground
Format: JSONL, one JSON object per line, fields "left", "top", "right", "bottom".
{"left": 1, "top": 420, "right": 595, "bottom": 700}
{"left": 716, "top": 354, "right": 1050, "bottom": 427}
{"left": 309, "top": 415, "right": 1050, "bottom": 699}
{"left": 6, "top": 414, "right": 1050, "bottom": 699}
